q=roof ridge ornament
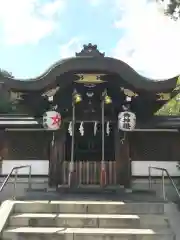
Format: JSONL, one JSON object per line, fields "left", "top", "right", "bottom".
{"left": 75, "top": 43, "right": 105, "bottom": 57}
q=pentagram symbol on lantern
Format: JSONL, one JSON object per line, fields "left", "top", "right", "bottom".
{"left": 51, "top": 114, "right": 61, "bottom": 126}
{"left": 43, "top": 111, "right": 61, "bottom": 130}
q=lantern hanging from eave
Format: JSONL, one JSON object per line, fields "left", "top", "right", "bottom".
{"left": 43, "top": 111, "right": 61, "bottom": 130}
{"left": 118, "top": 111, "right": 136, "bottom": 131}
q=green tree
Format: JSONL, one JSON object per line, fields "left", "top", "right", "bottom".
{"left": 155, "top": 93, "right": 180, "bottom": 116}
{"left": 0, "top": 69, "right": 15, "bottom": 113}
{"left": 0, "top": 69, "right": 14, "bottom": 78}
{"left": 160, "top": 0, "right": 180, "bottom": 19}
{"left": 155, "top": 76, "right": 180, "bottom": 116}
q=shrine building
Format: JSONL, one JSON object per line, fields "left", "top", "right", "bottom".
{"left": 0, "top": 43, "right": 180, "bottom": 188}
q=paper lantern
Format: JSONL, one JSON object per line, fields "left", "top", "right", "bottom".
{"left": 43, "top": 111, "right": 61, "bottom": 130}
{"left": 118, "top": 111, "right": 136, "bottom": 131}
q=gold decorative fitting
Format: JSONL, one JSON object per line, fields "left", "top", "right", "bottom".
{"left": 156, "top": 93, "right": 171, "bottom": 101}
{"left": 10, "top": 91, "right": 23, "bottom": 101}
{"left": 42, "top": 86, "right": 60, "bottom": 97}
{"left": 104, "top": 95, "right": 112, "bottom": 104}
{"left": 73, "top": 91, "right": 82, "bottom": 104}
{"left": 120, "top": 88, "right": 138, "bottom": 97}
{"left": 75, "top": 74, "right": 106, "bottom": 84}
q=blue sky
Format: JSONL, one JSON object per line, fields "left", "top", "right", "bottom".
{"left": 0, "top": 0, "right": 180, "bottom": 79}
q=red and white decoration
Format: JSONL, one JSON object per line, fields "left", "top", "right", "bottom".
{"left": 43, "top": 111, "right": 61, "bottom": 130}
{"left": 118, "top": 111, "right": 136, "bottom": 131}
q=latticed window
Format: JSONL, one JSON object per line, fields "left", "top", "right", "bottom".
{"left": 129, "top": 132, "right": 180, "bottom": 162}
{"left": 6, "top": 132, "right": 50, "bottom": 160}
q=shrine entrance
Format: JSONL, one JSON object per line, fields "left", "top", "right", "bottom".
{"left": 48, "top": 84, "right": 132, "bottom": 189}
{"left": 62, "top": 121, "right": 116, "bottom": 185}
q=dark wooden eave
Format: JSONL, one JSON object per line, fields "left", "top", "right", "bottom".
{"left": 0, "top": 43, "right": 178, "bottom": 92}
{"left": 136, "top": 116, "right": 180, "bottom": 129}
{"left": 0, "top": 115, "right": 180, "bottom": 129}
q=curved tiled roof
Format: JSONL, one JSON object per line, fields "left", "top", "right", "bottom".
{"left": 0, "top": 43, "right": 178, "bottom": 92}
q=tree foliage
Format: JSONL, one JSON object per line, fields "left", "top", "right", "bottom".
{"left": 155, "top": 76, "right": 180, "bottom": 116}
{"left": 0, "top": 69, "right": 14, "bottom": 78}
{"left": 160, "top": 0, "right": 180, "bottom": 19}
{"left": 155, "top": 93, "right": 180, "bottom": 115}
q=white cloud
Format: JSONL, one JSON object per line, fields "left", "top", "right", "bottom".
{"left": 0, "top": 0, "right": 65, "bottom": 45}
{"left": 113, "top": 0, "right": 180, "bottom": 79}
{"left": 59, "top": 37, "right": 83, "bottom": 58}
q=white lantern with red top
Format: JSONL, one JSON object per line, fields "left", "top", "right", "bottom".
{"left": 43, "top": 111, "right": 61, "bottom": 130}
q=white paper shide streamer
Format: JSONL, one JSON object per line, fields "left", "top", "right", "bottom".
{"left": 106, "top": 121, "right": 110, "bottom": 135}
{"left": 68, "top": 122, "right": 72, "bottom": 136}
{"left": 79, "top": 122, "right": 84, "bottom": 136}
{"left": 94, "top": 121, "right": 98, "bottom": 136}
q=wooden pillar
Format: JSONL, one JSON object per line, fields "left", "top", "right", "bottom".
{"left": 114, "top": 127, "right": 131, "bottom": 188}
{"left": 0, "top": 130, "right": 8, "bottom": 158}
{"left": 48, "top": 128, "right": 66, "bottom": 187}
{"left": 0, "top": 130, "right": 8, "bottom": 175}
{"left": 114, "top": 126, "right": 121, "bottom": 185}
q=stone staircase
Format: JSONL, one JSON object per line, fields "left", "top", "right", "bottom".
{"left": 0, "top": 200, "right": 178, "bottom": 239}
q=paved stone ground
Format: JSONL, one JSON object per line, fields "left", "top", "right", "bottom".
{"left": 0, "top": 177, "right": 179, "bottom": 202}
{"left": 16, "top": 187, "right": 167, "bottom": 202}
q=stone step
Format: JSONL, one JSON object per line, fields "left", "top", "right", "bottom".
{"left": 14, "top": 201, "right": 165, "bottom": 214}
{"left": 9, "top": 213, "right": 140, "bottom": 228}
{"left": 2, "top": 227, "right": 174, "bottom": 240}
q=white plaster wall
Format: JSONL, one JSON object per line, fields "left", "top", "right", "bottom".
{"left": 2, "top": 160, "right": 49, "bottom": 175}
{"left": 132, "top": 161, "right": 179, "bottom": 177}
{"left": 1, "top": 160, "right": 179, "bottom": 177}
